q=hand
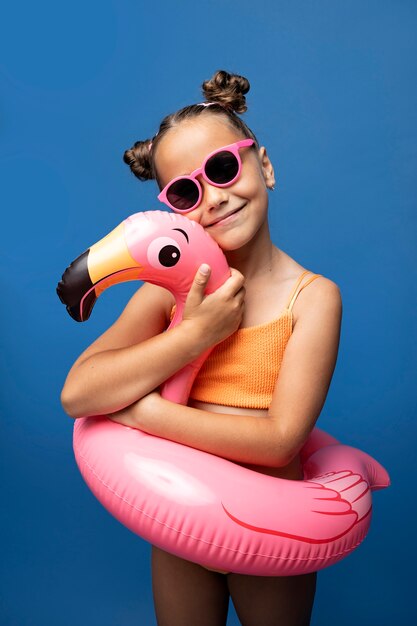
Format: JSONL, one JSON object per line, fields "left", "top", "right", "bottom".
{"left": 182, "top": 264, "right": 246, "bottom": 347}
{"left": 107, "top": 390, "right": 162, "bottom": 428}
{"left": 106, "top": 404, "right": 139, "bottom": 428}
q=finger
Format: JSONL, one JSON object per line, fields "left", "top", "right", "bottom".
{"left": 237, "top": 287, "right": 246, "bottom": 303}
{"left": 229, "top": 267, "right": 245, "bottom": 280}
{"left": 213, "top": 269, "right": 245, "bottom": 297}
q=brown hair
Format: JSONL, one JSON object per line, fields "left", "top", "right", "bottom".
{"left": 123, "top": 70, "right": 259, "bottom": 187}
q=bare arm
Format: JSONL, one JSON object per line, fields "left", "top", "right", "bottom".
{"left": 266, "top": 278, "right": 342, "bottom": 459}
{"left": 61, "top": 267, "right": 245, "bottom": 418}
{"left": 110, "top": 278, "right": 342, "bottom": 467}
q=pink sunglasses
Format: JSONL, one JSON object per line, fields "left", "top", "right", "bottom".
{"left": 157, "top": 138, "right": 255, "bottom": 213}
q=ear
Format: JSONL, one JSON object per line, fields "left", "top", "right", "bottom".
{"left": 258, "top": 146, "right": 276, "bottom": 190}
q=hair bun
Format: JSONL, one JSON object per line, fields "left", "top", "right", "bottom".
{"left": 123, "top": 140, "right": 154, "bottom": 181}
{"left": 201, "top": 70, "right": 250, "bottom": 114}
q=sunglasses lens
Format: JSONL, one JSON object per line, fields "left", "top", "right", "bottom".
{"left": 166, "top": 178, "right": 200, "bottom": 211}
{"left": 205, "top": 151, "right": 239, "bottom": 184}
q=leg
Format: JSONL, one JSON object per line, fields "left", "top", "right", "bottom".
{"left": 227, "top": 571, "right": 317, "bottom": 626}
{"left": 151, "top": 544, "right": 230, "bottom": 626}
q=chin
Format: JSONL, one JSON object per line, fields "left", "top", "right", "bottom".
{"left": 211, "top": 233, "right": 254, "bottom": 253}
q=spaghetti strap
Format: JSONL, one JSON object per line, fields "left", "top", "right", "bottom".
{"left": 285, "top": 270, "right": 310, "bottom": 310}
{"left": 286, "top": 271, "right": 322, "bottom": 312}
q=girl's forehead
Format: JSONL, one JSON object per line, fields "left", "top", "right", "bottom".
{"left": 154, "top": 117, "right": 244, "bottom": 183}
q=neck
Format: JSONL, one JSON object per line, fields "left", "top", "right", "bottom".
{"left": 224, "top": 217, "right": 281, "bottom": 281}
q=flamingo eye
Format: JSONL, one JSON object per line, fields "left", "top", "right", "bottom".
{"left": 147, "top": 237, "right": 181, "bottom": 269}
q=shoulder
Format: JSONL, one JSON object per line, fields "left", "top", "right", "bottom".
{"left": 275, "top": 249, "right": 341, "bottom": 305}
{"left": 303, "top": 274, "right": 342, "bottom": 305}
{"left": 271, "top": 249, "right": 342, "bottom": 323}
{"left": 293, "top": 273, "right": 342, "bottom": 328}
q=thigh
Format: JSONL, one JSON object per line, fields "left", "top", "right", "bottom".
{"left": 227, "top": 570, "right": 317, "bottom": 626}
{"left": 151, "top": 545, "right": 230, "bottom": 626}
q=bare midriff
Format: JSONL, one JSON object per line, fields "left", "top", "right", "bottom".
{"left": 188, "top": 399, "right": 304, "bottom": 481}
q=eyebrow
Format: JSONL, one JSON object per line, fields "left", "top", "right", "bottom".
{"left": 173, "top": 228, "right": 189, "bottom": 243}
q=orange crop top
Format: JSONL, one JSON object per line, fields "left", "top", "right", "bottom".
{"left": 169, "top": 270, "right": 322, "bottom": 409}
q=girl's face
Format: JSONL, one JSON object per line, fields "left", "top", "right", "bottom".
{"left": 153, "top": 116, "right": 275, "bottom": 251}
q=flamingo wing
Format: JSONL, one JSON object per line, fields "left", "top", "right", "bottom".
{"left": 221, "top": 470, "right": 370, "bottom": 543}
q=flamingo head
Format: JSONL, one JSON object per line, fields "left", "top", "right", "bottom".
{"left": 56, "top": 210, "right": 230, "bottom": 322}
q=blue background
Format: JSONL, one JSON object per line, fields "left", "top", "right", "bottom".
{"left": 1, "top": 1, "right": 415, "bottom": 624}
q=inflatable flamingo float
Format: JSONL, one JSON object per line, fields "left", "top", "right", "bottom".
{"left": 57, "top": 210, "right": 390, "bottom": 576}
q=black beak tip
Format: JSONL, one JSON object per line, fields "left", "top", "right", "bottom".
{"left": 56, "top": 249, "right": 94, "bottom": 323}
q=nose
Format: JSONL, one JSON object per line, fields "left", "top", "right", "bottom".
{"left": 200, "top": 179, "right": 229, "bottom": 212}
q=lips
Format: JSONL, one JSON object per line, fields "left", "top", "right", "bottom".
{"left": 207, "top": 206, "right": 244, "bottom": 227}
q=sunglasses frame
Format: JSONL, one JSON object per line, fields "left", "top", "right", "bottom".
{"left": 157, "top": 138, "right": 255, "bottom": 213}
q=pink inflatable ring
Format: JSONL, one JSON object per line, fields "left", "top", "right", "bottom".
{"left": 57, "top": 210, "right": 390, "bottom": 576}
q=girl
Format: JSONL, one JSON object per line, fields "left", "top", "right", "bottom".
{"left": 61, "top": 70, "right": 342, "bottom": 626}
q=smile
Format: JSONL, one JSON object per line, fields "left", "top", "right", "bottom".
{"left": 207, "top": 206, "right": 245, "bottom": 228}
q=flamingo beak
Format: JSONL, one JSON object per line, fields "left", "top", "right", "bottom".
{"left": 57, "top": 222, "right": 143, "bottom": 322}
